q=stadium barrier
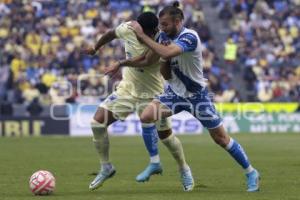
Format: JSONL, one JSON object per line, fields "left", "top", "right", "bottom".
{"left": 1, "top": 103, "right": 299, "bottom": 137}
{"left": 70, "top": 103, "right": 300, "bottom": 136}
{"left": 0, "top": 117, "right": 69, "bottom": 137}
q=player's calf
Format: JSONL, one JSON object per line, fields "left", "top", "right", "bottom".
{"left": 209, "top": 125, "right": 260, "bottom": 192}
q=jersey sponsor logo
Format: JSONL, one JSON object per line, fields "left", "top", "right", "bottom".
{"left": 161, "top": 40, "right": 171, "bottom": 46}
{"left": 177, "top": 33, "right": 198, "bottom": 52}
{"left": 180, "top": 37, "right": 192, "bottom": 45}
{"left": 107, "top": 94, "right": 117, "bottom": 102}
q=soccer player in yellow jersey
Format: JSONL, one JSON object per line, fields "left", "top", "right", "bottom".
{"left": 82, "top": 12, "right": 194, "bottom": 191}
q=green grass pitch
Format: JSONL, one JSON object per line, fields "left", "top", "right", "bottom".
{"left": 0, "top": 134, "right": 299, "bottom": 200}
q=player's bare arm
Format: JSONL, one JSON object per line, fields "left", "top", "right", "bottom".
{"left": 105, "top": 50, "right": 159, "bottom": 77}
{"left": 121, "top": 49, "right": 159, "bottom": 68}
{"left": 81, "top": 29, "right": 117, "bottom": 55}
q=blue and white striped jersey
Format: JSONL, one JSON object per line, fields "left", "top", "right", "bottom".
{"left": 158, "top": 27, "right": 207, "bottom": 97}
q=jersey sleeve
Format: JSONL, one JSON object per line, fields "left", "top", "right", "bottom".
{"left": 115, "top": 22, "right": 131, "bottom": 39}
{"left": 175, "top": 33, "right": 198, "bottom": 52}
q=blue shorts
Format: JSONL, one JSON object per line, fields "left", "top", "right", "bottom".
{"left": 156, "top": 86, "right": 223, "bottom": 129}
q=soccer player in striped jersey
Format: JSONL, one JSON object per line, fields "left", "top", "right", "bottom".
{"left": 129, "top": 2, "right": 260, "bottom": 192}
{"left": 82, "top": 12, "right": 194, "bottom": 191}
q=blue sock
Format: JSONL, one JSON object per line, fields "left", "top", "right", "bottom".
{"left": 141, "top": 124, "right": 159, "bottom": 161}
{"left": 226, "top": 138, "right": 250, "bottom": 169}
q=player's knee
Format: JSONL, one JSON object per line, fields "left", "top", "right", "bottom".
{"left": 140, "top": 113, "right": 155, "bottom": 124}
{"left": 90, "top": 119, "right": 106, "bottom": 130}
{"left": 209, "top": 126, "right": 230, "bottom": 148}
{"left": 93, "top": 107, "right": 115, "bottom": 125}
{"left": 93, "top": 110, "right": 106, "bottom": 124}
{"left": 211, "top": 133, "right": 229, "bottom": 148}
{"left": 213, "top": 137, "right": 226, "bottom": 147}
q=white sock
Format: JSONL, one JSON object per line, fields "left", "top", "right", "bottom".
{"left": 225, "top": 137, "right": 234, "bottom": 150}
{"left": 91, "top": 120, "right": 110, "bottom": 164}
{"left": 245, "top": 165, "right": 255, "bottom": 174}
{"left": 93, "top": 137, "right": 110, "bottom": 164}
{"left": 162, "top": 134, "right": 189, "bottom": 170}
{"left": 150, "top": 155, "right": 160, "bottom": 163}
{"left": 142, "top": 123, "right": 155, "bottom": 128}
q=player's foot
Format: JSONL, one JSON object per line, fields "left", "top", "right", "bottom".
{"left": 89, "top": 164, "right": 116, "bottom": 190}
{"left": 180, "top": 167, "right": 194, "bottom": 192}
{"left": 246, "top": 169, "right": 260, "bottom": 192}
{"left": 136, "top": 163, "right": 163, "bottom": 182}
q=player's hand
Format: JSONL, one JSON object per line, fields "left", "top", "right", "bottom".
{"left": 129, "top": 21, "right": 144, "bottom": 36}
{"left": 104, "top": 62, "right": 121, "bottom": 77}
{"left": 81, "top": 47, "right": 97, "bottom": 56}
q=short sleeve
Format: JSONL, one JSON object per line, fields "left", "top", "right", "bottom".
{"left": 115, "top": 22, "right": 131, "bottom": 39}
{"left": 175, "top": 33, "right": 198, "bottom": 52}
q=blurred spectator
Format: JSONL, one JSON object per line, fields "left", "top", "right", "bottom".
{"left": 223, "top": 37, "right": 238, "bottom": 71}
{"left": 0, "top": 63, "right": 9, "bottom": 101}
{"left": 49, "top": 82, "right": 70, "bottom": 105}
{"left": 222, "top": 0, "right": 300, "bottom": 102}
{"left": 1, "top": 0, "right": 298, "bottom": 105}
{"left": 23, "top": 84, "right": 40, "bottom": 103}
{"left": 0, "top": 0, "right": 223, "bottom": 105}
{"left": 26, "top": 97, "right": 43, "bottom": 116}
{"left": 218, "top": 1, "right": 233, "bottom": 25}
{"left": 0, "top": 96, "right": 13, "bottom": 116}
{"left": 224, "top": 38, "right": 238, "bottom": 62}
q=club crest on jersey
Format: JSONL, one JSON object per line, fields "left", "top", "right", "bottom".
{"left": 161, "top": 40, "right": 171, "bottom": 46}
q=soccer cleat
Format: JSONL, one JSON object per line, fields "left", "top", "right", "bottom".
{"left": 246, "top": 169, "right": 260, "bottom": 192}
{"left": 89, "top": 165, "right": 116, "bottom": 190}
{"left": 136, "top": 163, "right": 163, "bottom": 182}
{"left": 180, "top": 167, "right": 194, "bottom": 192}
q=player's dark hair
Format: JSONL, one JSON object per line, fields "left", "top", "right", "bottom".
{"left": 137, "top": 12, "right": 158, "bottom": 34}
{"left": 159, "top": 1, "right": 184, "bottom": 20}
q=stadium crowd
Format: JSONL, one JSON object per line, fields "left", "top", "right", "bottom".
{"left": 218, "top": 0, "right": 300, "bottom": 102}
{"left": 0, "top": 0, "right": 222, "bottom": 107}
{"left": 0, "top": 0, "right": 299, "bottom": 112}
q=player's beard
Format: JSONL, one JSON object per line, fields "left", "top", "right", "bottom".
{"left": 166, "top": 25, "right": 178, "bottom": 38}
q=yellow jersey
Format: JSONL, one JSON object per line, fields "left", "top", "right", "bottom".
{"left": 115, "top": 22, "right": 164, "bottom": 98}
